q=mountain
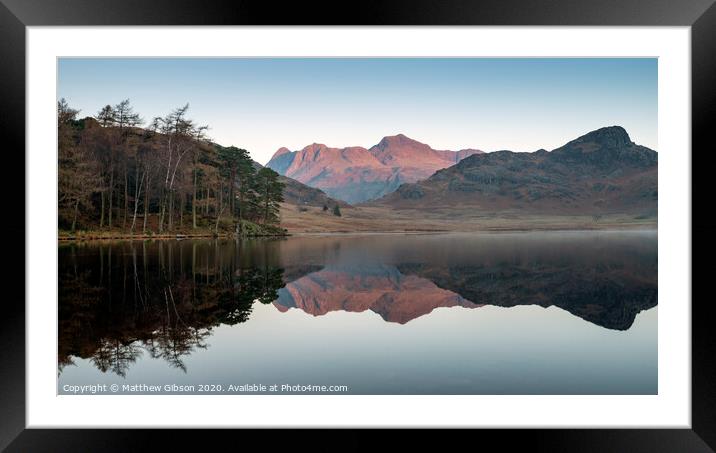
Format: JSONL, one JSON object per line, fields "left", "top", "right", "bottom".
{"left": 373, "top": 126, "right": 657, "bottom": 216}
{"left": 252, "top": 161, "right": 350, "bottom": 209}
{"left": 265, "top": 134, "right": 483, "bottom": 204}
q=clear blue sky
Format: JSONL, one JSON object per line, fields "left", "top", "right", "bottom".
{"left": 58, "top": 58, "right": 657, "bottom": 164}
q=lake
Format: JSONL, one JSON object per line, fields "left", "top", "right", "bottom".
{"left": 58, "top": 231, "right": 657, "bottom": 395}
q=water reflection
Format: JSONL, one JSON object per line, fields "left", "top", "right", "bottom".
{"left": 274, "top": 264, "right": 482, "bottom": 324}
{"left": 59, "top": 240, "right": 292, "bottom": 375}
{"left": 58, "top": 232, "right": 657, "bottom": 380}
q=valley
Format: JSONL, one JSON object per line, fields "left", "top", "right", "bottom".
{"left": 279, "top": 203, "right": 656, "bottom": 234}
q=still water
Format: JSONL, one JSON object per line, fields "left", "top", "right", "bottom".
{"left": 58, "top": 231, "right": 657, "bottom": 395}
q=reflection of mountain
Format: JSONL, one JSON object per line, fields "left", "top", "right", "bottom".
{"left": 270, "top": 245, "right": 656, "bottom": 330}
{"left": 273, "top": 265, "right": 481, "bottom": 324}
{"left": 395, "top": 262, "right": 656, "bottom": 330}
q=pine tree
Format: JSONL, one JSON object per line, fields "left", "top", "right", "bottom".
{"left": 256, "top": 167, "right": 285, "bottom": 225}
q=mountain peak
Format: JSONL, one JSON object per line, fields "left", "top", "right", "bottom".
{"left": 303, "top": 142, "right": 328, "bottom": 151}
{"left": 374, "top": 133, "right": 425, "bottom": 149}
{"left": 574, "top": 126, "right": 632, "bottom": 148}
{"left": 271, "top": 146, "right": 292, "bottom": 159}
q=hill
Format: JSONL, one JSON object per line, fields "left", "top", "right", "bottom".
{"left": 252, "top": 161, "right": 350, "bottom": 209}
{"left": 372, "top": 126, "right": 657, "bottom": 217}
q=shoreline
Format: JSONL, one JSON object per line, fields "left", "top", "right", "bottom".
{"left": 58, "top": 222, "right": 656, "bottom": 242}
{"left": 289, "top": 223, "right": 657, "bottom": 236}
{"left": 58, "top": 232, "right": 289, "bottom": 242}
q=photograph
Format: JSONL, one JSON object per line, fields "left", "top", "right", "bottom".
{"left": 57, "top": 57, "right": 658, "bottom": 395}
{"left": 1, "top": 0, "right": 708, "bottom": 445}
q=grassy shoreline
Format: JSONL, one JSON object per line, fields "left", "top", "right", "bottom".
{"left": 58, "top": 220, "right": 289, "bottom": 242}
{"left": 289, "top": 223, "right": 658, "bottom": 236}
{"left": 58, "top": 221, "right": 656, "bottom": 242}
{"left": 58, "top": 231, "right": 289, "bottom": 242}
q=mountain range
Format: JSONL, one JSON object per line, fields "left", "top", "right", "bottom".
{"left": 266, "top": 134, "right": 483, "bottom": 204}
{"left": 372, "top": 126, "right": 658, "bottom": 216}
{"left": 267, "top": 127, "right": 657, "bottom": 218}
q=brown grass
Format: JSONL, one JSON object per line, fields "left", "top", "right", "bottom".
{"left": 279, "top": 203, "right": 657, "bottom": 234}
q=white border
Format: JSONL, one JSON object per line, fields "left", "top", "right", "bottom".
{"left": 27, "top": 26, "right": 691, "bottom": 428}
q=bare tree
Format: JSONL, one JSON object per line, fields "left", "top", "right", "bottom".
{"left": 151, "top": 104, "right": 208, "bottom": 232}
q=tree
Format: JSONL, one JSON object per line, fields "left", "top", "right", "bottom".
{"left": 93, "top": 100, "right": 143, "bottom": 230}
{"left": 113, "top": 100, "right": 143, "bottom": 229}
{"left": 130, "top": 143, "right": 152, "bottom": 233}
{"left": 333, "top": 204, "right": 342, "bottom": 217}
{"left": 255, "top": 168, "right": 284, "bottom": 225}
{"left": 150, "top": 104, "right": 208, "bottom": 232}
{"left": 140, "top": 143, "right": 160, "bottom": 234}
{"left": 58, "top": 99, "right": 101, "bottom": 232}
{"left": 96, "top": 105, "right": 115, "bottom": 127}
{"left": 58, "top": 98, "right": 79, "bottom": 124}
{"left": 113, "top": 99, "right": 142, "bottom": 130}
{"left": 216, "top": 145, "right": 255, "bottom": 230}
{"left": 83, "top": 118, "right": 114, "bottom": 229}
{"left": 234, "top": 150, "right": 257, "bottom": 226}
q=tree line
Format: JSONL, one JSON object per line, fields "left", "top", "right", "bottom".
{"left": 58, "top": 98, "right": 285, "bottom": 235}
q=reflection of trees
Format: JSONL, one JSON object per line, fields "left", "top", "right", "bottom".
{"left": 91, "top": 339, "right": 143, "bottom": 377}
{"left": 144, "top": 325, "right": 209, "bottom": 373}
{"left": 58, "top": 356, "right": 76, "bottom": 375}
{"left": 58, "top": 239, "right": 288, "bottom": 376}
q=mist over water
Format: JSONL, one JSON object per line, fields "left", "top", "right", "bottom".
{"left": 58, "top": 231, "right": 657, "bottom": 394}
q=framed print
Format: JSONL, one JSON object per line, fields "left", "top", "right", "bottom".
{"left": 2, "top": 0, "right": 714, "bottom": 450}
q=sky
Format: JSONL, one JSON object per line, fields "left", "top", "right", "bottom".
{"left": 58, "top": 58, "right": 657, "bottom": 165}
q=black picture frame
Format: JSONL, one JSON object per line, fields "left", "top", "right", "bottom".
{"left": 1, "top": 0, "right": 713, "bottom": 450}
